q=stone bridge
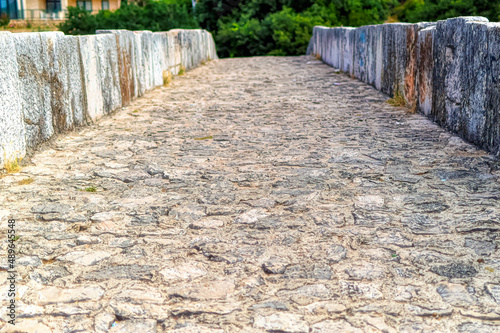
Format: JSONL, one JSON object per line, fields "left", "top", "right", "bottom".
{"left": 1, "top": 19, "right": 500, "bottom": 333}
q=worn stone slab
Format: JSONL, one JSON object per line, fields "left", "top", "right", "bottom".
{"left": 137, "top": 31, "right": 154, "bottom": 92}
{"left": 95, "top": 33, "right": 122, "bottom": 114}
{"left": 152, "top": 33, "right": 164, "bottom": 87}
{"left": 12, "top": 32, "right": 54, "bottom": 148}
{"left": 133, "top": 32, "right": 146, "bottom": 97}
{"left": 483, "top": 22, "right": 500, "bottom": 155}
{"left": 431, "top": 17, "right": 489, "bottom": 132}
{"left": 78, "top": 35, "right": 104, "bottom": 122}
{"left": 97, "top": 30, "right": 138, "bottom": 103}
{"left": 43, "top": 32, "right": 86, "bottom": 132}
{"left": 0, "top": 32, "right": 26, "bottom": 166}
{"left": 417, "top": 26, "right": 435, "bottom": 116}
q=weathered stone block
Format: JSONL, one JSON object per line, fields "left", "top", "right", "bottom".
{"left": 167, "top": 30, "right": 182, "bottom": 75}
{"left": 78, "top": 35, "right": 104, "bottom": 122}
{"left": 417, "top": 26, "right": 435, "bottom": 116}
{"left": 41, "top": 32, "right": 86, "bottom": 132}
{"left": 95, "top": 34, "right": 122, "bottom": 114}
{"left": 431, "top": 17, "right": 489, "bottom": 132}
{"left": 354, "top": 26, "right": 368, "bottom": 83}
{"left": 135, "top": 31, "right": 154, "bottom": 92}
{"left": 132, "top": 32, "right": 145, "bottom": 97}
{"left": 484, "top": 22, "right": 500, "bottom": 155}
{"left": 0, "top": 32, "right": 26, "bottom": 166}
{"left": 152, "top": 33, "right": 164, "bottom": 87}
{"left": 97, "top": 30, "right": 138, "bottom": 103}
{"left": 462, "top": 22, "right": 489, "bottom": 147}
{"left": 343, "top": 28, "right": 356, "bottom": 77}
{"left": 12, "top": 33, "right": 53, "bottom": 148}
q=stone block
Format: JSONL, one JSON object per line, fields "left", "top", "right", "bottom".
{"left": 97, "top": 30, "right": 138, "bottom": 103}
{"left": 431, "top": 17, "right": 489, "bottom": 132}
{"left": 154, "top": 32, "right": 169, "bottom": 75}
{"left": 152, "top": 33, "right": 164, "bottom": 87}
{"left": 135, "top": 31, "right": 154, "bottom": 92}
{"left": 323, "top": 28, "right": 334, "bottom": 67}
{"left": 167, "top": 30, "right": 182, "bottom": 75}
{"left": 484, "top": 22, "right": 500, "bottom": 156}
{"left": 342, "top": 28, "right": 355, "bottom": 76}
{"left": 417, "top": 26, "right": 435, "bottom": 116}
{"left": 64, "top": 35, "right": 87, "bottom": 127}
{"left": 353, "top": 26, "right": 368, "bottom": 82}
{"left": 41, "top": 32, "right": 86, "bottom": 132}
{"left": 0, "top": 32, "right": 26, "bottom": 167}
{"left": 371, "top": 25, "right": 383, "bottom": 90}
{"left": 132, "top": 32, "right": 145, "bottom": 97}
{"left": 78, "top": 35, "right": 104, "bottom": 122}
{"left": 12, "top": 32, "right": 53, "bottom": 148}
{"left": 95, "top": 33, "right": 122, "bottom": 114}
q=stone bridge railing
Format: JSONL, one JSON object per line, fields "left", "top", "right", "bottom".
{"left": 307, "top": 17, "right": 500, "bottom": 157}
{"left": 0, "top": 29, "right": 217, "bottom": 169}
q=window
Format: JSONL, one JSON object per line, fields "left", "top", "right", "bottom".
{"left": 77, "top": 0, "right": 92, "bottom": 11}
{"left": 101, "top": 0, "right": 109, "bottom": 10}
{"left": 46, "top": 0, "right": 61, "bottom": 13}
{"left": 0, "top": 0, "right": 18, "bottom": 19}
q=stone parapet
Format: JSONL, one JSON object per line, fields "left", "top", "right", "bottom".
{"left": 308, "top": 17, "right": 500, "bottom": 156}
{"left": 0, "top": 29, "right": 218, "bottom": 168}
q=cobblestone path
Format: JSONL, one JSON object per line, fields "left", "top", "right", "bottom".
{"left": 1, "top": 56, "right": 500, "bottom": 332}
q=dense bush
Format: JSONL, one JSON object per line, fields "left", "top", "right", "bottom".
{"left": 0, "top": 13, "right": 10, "bottom": 29}
{"left": 59, "top": 0, "right": 199, "bottom": 35}
{"left": 393, "top": 0, "right": 500, "bottom": 23}
{"left": 59, "top": 0, "right": 500, "bottom": 57}
{"left": 196, "top": 0, "right": 399, "bottom": 58}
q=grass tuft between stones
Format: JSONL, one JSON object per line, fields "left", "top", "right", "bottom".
{"left": 194, "top": 136, "right": 213, "bottom": 140}
{"left": 178, "top": 65, "right": 186, "bottom": 76}
{"left": 4, "top": 156, "right": 22, "bottom": 174}
{"left": 386, "top": 91, "right": 406, "bottom": 107}
{"left": 18, "top": 177, "right": 34, "bottom": 185}
{"left": 81, "top": 186, "right": 97, "bottom": 192}
{"left": 163, "top": 70, "right": 173, "bottom": 86}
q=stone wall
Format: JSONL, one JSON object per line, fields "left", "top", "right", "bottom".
{"left": 307, "top": 17, "right": 500, "bottom": 156}
{"left": 0, "top": 29, "right": 217, "bottom": 168}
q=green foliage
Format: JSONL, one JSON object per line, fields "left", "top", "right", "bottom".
{"left": 393, "top": 0, "right": 500, "bottom": 23}
{"left": 59, "top": 0, "right": 199, "bottom": 35}
{"left": 0, "top": 13, "right": 10, "bottom": 28}
{"left": 196, "top": 0, "right": 400, "bottom": 57}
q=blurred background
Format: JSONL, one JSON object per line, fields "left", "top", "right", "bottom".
{"left": 1, "top": 0, "right": 499, "bottom": 57}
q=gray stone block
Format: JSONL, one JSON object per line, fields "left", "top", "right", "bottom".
{"left": 97, "top": 30, "right": 138, "bottom": 103}
{"left": 484, "top": 22, "right": 500, "bottom": 155}
{"left": 78, "top": 35, "right": 104, "bottom": 122}
{"left": 0, "top": 32, "right": 26, "bottom": 166}
{"left": 12, "top": 33, "right": 53, "bottom": 148}
{"left": 135, "top": 31, "right": 154, "bottom": 92}
{"left": 152, "top": 33, "right": 164, "bottom": 87}
{"left": 343, "top": 28, "right": 355, "bottom": 77}
{"left": 167, "top": 30, "right": 182, "bottom": 75}
{"left": 132, "top": 32, "right": 145, "bottom": 97}
{"left": 95, "top": 33, "right": 122, "bottom": 114}
{"left": 41, "top": 32, "right": 86, "bottom": 132}
{"left": 432, "top": 17, "right": 489, "bottom": 132}
{"left": 353, "top": 26, "right": 368, "bottom": 82}
{"left": 416, "top": 26, "right": 435, "bottom": 116}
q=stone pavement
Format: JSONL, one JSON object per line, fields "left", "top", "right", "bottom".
{"left": 1, "top": 56, "right": 500, "bottom": 332}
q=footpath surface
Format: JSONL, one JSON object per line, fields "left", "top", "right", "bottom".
{"left": 1, "top": 56, "right": 499, "bottom": 332}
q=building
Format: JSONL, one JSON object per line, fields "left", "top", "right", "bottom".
{"left": 0, "top": 0, "right": 120, "bottom": 20}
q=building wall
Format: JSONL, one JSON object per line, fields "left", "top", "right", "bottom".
{"left": 67, "top": 0, "right": 120, "bottom": 12}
